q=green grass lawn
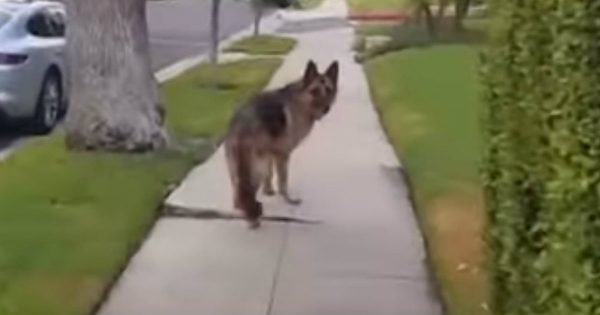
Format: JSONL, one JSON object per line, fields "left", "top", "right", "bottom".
{"left": 164, "top": 58, "right": 283, "bottom": 138}
{"left": 293, "top": 0, "right": 324, "bottom": 9}
{"left": 356, "top": 22, "right": 400, "bottom": 37}
{"left": 365, "top": 45, "right": 487, "bottom": 315}
{"left": 347, "top": 0, "right": 408, "bottom": 11}
{"left": 0, "top": 57, "right": 282, "bottom": 315}
{"left": 224, "top": 35, "right": 297, "bottom": 56}
{"left": 0, "top": 136, "right": 197, "bottom": 315}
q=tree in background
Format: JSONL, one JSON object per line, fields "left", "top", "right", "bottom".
{"left": 483, "top": 1, "right": 600, "bottom": 314}
{"left": 251, "top": 0, "right": 264, "bottom": 36}
{"left": 453, "top": 0, "right": 471, "bottom": 30}
{"left": 409, "top": 0, "right": 476, "bottom": 37}
{"left": 210, "top": 0, "right": 222, "bottom": 64}
{"left": 64, "top": 0, "right": 167, "bottom": 152}
{"left": 436, "top": 0, "right": 451, "bottom": 21}
{"left": 408, "top": 0, "right": 436, "bottom": 38}
{"left": 247, "top": 0, "right": 291, "bottom": 36}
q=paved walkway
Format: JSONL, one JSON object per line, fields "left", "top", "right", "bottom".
{"left": 98, "top": 1, "right": 443, "bottom": 314}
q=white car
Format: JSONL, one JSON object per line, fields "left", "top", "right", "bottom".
{"left": 0, "top": 0, "right": 67, "bottom": 133}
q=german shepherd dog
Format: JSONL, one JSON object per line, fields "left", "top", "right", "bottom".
{"left": 225, "top": 60, "right": 339, "bottom": 229}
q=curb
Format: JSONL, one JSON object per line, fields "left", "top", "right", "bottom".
{"left": 347, "top": 10, "right": 410, "bottom": 22}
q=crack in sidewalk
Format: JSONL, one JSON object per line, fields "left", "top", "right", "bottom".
{"left": 266, "top": 220, "right": 290, "bottom": 315}
{"left": 163, "top": 204, "right": 296, "bottom": 315}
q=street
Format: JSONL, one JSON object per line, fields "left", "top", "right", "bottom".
{"left": 147, "top": 0, "right": 256, "bottom": 71}
{"left": 0, "top": 0, "right": 257, "bottom": 156}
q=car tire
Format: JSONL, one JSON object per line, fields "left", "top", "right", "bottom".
{"left": 31, "top": 70, "right": 62, "bottom": 134}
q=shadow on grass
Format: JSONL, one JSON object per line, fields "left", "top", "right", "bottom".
{"left": 195, "top": 82, "right": 239, "bottom": 91}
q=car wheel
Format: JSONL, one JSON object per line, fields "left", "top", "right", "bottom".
{"left": 31, "top": 70, "right": 62, "bottom": 134}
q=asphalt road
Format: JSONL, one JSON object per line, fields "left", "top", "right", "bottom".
{"left": 148, "top": 0, "right": 256, "bottom": 71}
{"left": 0, "top": 0, "right": 257, "bottom": 156}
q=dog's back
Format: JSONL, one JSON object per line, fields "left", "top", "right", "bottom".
{"left": 228, "top": 90, "right": 290, "bottom": 143}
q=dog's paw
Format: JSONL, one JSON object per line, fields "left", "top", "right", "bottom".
{"left": 248, "top": 219, "right": 261, "bottom": 230}
{"left": 284, "top": 195, "right": 302, "bottom": 206}
{"left": 263, "top": 186, "right": 276, "bottom": 196}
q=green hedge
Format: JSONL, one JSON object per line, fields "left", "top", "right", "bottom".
{"left": 482, "top": 1, "right": 600, "bottom": 315}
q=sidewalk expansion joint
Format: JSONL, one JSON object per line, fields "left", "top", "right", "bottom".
{"left": 266, "top": 219, "right": 290, "bottom": 315}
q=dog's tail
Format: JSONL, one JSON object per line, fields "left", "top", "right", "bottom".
{"left": 232, "top": 141, "right": 263, "bottom": 226}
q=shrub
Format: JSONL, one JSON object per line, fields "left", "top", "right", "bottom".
{"left": 482, "top": 1, "right": 600, "bottom": 314}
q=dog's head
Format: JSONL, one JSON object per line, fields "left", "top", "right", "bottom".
{"left": 298, "top": 60, "right": 339, "bottom": 120}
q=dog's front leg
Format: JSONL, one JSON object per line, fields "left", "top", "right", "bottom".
{"left": 276, "top": 154, "right": 302, "bottom": 205}
{"left": 262, "top": 157, "right": 275, "bottom": 196}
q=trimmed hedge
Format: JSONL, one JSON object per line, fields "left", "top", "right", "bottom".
{"left": 482, "top": 1, "right": 600, "bottom": 315}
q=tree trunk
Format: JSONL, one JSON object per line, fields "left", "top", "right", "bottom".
{"left": 209, "top": 0, "right": 221, "bottom": 64}
{"left": 64, "top": 0, "right": 167, "bottom": 152}
{"left": 461, "top": 0, "right": 471, "bottom": 16}
{"left": 252, "top": 0, "right": 263, "bottom": 36}
{"left": 436, "top": 0, "right": 449, "bottom": 26}
{"left": 453, "top": 0, "right": 470, "bottom": 31}
{"left": 420, "top": 2, "right": 436, "bottom": 38}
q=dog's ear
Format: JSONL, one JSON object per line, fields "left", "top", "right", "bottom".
{"left": 325, "top": 61, "right": 339, "bottom": 86}
{"left": 303, "top": 60, "right": 319, "bottom": 86}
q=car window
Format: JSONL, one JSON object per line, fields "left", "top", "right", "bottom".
{"left": 27, "top": 12, "right": 52, "bottom": 37}
{"left": 47, "top": 8, "right": 66, "bottom": 37}
{"left": 27, "top": 8, "right": 65, "bottom": 38}
{"left": 0, "top": 11, "right": 11, "bottom": 28}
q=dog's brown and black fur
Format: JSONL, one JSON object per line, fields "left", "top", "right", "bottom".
{"left": 225, "top": 60, "right": 339, "bottom": 229}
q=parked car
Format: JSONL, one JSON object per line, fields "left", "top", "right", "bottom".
{"left": 0, "top": 0, "right": 67, "bottom": 133}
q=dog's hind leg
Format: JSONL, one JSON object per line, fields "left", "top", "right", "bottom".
{"left": 227, "top": 143, "right": 264, "bottom": 229}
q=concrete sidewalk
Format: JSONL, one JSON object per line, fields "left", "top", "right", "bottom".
{"left": 98, "top": 1, "right": 443, "bottom": 314}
